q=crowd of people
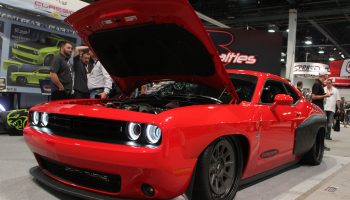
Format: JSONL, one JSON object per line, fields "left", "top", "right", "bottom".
{"left": 49, "top": 41, "right": 113, "bottom": 101}
{"left": 296, "top": 69, "right": 349, "bottom": 151}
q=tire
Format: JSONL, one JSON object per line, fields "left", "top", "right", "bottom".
{"left": 43, "top": 54, "right": 54, "bottom": 66}
{"left": 192, "top": 137, "right": 243, "bottom": 200}
{"left": 301, "top": 130, "right": 325, "bottom": 165}
{"left": 16, "top": 76, "right": 27, "bottom": 85}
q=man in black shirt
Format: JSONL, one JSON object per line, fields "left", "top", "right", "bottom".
{"left": 311, "top": 69, "right": 331, "bottom": 151}
{"left": 312, "top": 70, "right": 331, "bottom": 110}
{"left": 73, "top": 46, "right": 90, "bottom": 98}
{"left": 50, "top": 41, "right": 73, "bottom": 100}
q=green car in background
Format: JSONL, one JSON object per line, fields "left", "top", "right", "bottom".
{"left": 9, "top": 67, "right": 50, "bottom": 85}
{"left": 12, "top": 35, "right": 66, "bottom": 66}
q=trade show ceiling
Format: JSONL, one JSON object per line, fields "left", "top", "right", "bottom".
{"left": 190, "top": 0, "right": 350, "bottom": 64}
{"left": 16, "top": 0, "right": 350, "bottom": 65}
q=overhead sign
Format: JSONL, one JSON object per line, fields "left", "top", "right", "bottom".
{"left": 328, "top": 59, "right": 350, "bottom": 87}
{"left": 293, "top": 62, "right": 330, "bottom": 78}
{"left": 207, "top": 28, "right": 282, "bottom": 75}
{"left": 0, "top": 0, "right": 89, "bottom": 20}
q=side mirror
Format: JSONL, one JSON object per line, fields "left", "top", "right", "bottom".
{"left": 270, "top": 94, "right": 293, "bottom": 111}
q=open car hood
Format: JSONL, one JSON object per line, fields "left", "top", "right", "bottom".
{"left": 65, "top": 0, "right": 238, "bottom": 101}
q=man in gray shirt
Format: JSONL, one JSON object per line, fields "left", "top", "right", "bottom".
{"left": 50, "top": 41, "right": 73, "bottom": 100}
{"left": 88, "top": 51, "right": 113, "bottom": 99}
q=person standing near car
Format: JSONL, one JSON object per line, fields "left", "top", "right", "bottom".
{"left": 50, "top": 41, "right": 73, "bottom": 100}
{"left": 72, "top": 46, "right": 90, "bottom": 98}
{"left": 311, "top": 69, "right": 331, "bottom": 151}
{"left": 87, "top": 51, "right": 113, "bottom": 99}
{"left": 323, "top": 79, "right": 340, "bottom": 140}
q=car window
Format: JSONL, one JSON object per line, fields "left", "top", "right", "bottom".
{"left": 38, "top": 69, "right": 50, "bottom": 74}
{"left": 229, "top": 74, "right": 258, "bottom": 102}
{"left": 260, "top": 80, "right": 287, "bottom": 104}
{"left": 284, "top": 83, "right": 300, "bottom": 104}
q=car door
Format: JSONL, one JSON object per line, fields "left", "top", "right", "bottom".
{"left": 255, "top": 79, "right": 297, "bottom": 174}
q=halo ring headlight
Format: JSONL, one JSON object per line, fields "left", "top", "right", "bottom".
{"left": 32, "top": 112, "right": 39, "bottom": 125}
{"left": 41, "top": 112, "right": 49, "bottom": 126}
{"left": 145, "top": 124, "right": 162, "bottom": 144}
{"left": 127, "top": 122, "right": 142, "bottom": 141}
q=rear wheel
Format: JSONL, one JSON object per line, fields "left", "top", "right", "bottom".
{"left": 43, "top": 54, "right": 54, "bottom": 66}
{"left": 302, "top": 130, "right": 324, "bottom": 165}
{"left": 16, "top": 76, "right": 27, "bottom": 85}
{"left": 192, "top": 137, "right": 243, "bottom": 200}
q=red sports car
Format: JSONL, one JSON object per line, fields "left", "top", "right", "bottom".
{"left": 24, "top": 0, "right": 327, "bottom": 200}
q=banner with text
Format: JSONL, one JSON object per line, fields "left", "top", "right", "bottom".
{"left": 207, "top": 28, "right": 282, "bottom": 75}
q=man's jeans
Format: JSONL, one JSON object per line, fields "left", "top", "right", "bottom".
{"left": 326, "top": 111, "right": 335, "bottom": 139}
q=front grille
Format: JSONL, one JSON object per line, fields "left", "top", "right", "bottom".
{"left": 36, "top": 155, "right": 121, "bottom": 193}
{"left": 17, "top": 46, "right": 36, "bottom": 54}
{"left": 15, "top": 54, "right": 35, "bottom": 63}
{"left": 46, "top": 114, "right": 127, "bottom": 144}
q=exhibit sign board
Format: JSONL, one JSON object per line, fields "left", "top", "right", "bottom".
{"left": 0, "top": 0, "right": 88, "bottom": 20}
{"left": 328, "top": 59, "right": 350, "bottom": 87}
{"left": 207, "top": 28, "right": 282, "bottom": 75}
{"left": 294, "top": 62, "right": 330, "bottom": 78}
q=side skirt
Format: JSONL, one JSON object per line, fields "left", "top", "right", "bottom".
{"left": 239, "top": 160, "right": 300, "bottom": 189}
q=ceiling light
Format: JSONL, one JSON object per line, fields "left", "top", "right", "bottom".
{"left": 268, "top": 24, "right": 277, "bottom": 33}
{"left": 281, "top": 52, "right": 286, "bottom": 57}
{"left": 318, "top": 47, "right": 325, "bottom": 54}
{"left": 341, "top": 54, "right": 345, "bottom": 59}
{"left": 333, "top": 47, "right": 337, "bottom": 51}
{"left": 286, "top": 29, "right": 289, "bottom": 32}
{"left": 281, "top": 58, "right": 285, "bottom": 62}
{"left": 329, "top": 57, "right": 335, "bottom": 61}
{"left": 339, "top": 51, "right": 342, "bottom": 54}
{"left": 304, "top": 36, "right": 312, "bottom": 45}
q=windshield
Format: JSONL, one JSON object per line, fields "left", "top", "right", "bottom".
{"left": 38, "top": 37, "right": 58, "bottom": 46}
{"left": 137, "top": 81, "right": 232, "bottom": 103}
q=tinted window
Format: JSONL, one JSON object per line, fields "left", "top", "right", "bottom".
{"left": 38, "top": 69, "right": 50, "bottom": 74}
{"left": 230, "top": 74, "right": 258, "bottom": 102}
{"left": 284, "top": 83, "right": 300, "bottom": 104}
{"left": 260, "top": 80, "right": 287, "bottom": 104}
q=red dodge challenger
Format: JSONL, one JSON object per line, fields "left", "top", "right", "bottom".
{"left": 24, "top": 0, "right": 327, "bottom": 200}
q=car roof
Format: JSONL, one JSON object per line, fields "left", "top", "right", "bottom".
{"left": 226, "top": 69, "right": 290, "bottom": 83}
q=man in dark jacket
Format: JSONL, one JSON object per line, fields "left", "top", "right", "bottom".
{"left": 311, "top": 69, "right": 331, "bottom": 151}
{"left": 73, "top": 46, "right": 90, "bottom": 98}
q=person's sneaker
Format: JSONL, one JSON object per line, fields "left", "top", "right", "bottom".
{"left": 324, "top": 146, "right": 331, "bottom": 151}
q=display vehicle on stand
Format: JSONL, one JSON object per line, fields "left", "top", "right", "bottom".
{"left": 24, "top": 0, "right": 327, "bottom": 199}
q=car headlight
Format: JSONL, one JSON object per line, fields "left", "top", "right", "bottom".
{"left": 145, "top": 124, "right": 162, "bottom": 144}
{"left": 127, "top": 122, "right": 142, "bottom": 141}
{"left": 41, "top": 112, "right": 49, "bottom": 126}
{"left": 32, "top": 112, "right": 39, "bottom": 125}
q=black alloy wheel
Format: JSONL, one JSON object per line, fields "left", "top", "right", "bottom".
{"left": 192, "top": 137, "right": 243, "bottom": 200}
{"left": 16, "top": 77, "right": 27, "bottom": 85}
{"left": 302, "top": 130, "right": 324, "bottom": 165}
{"left": 43, "top": 54, "right": 54, "bottom": 66}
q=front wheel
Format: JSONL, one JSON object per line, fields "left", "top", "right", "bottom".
{"left": 192, "top": 137, "right": 243, "bottom": 200}
{"left": 43, "top": 55, "right": 54, "bottom": 66}
{"left": 301, "top": 130, "right": 325, "bottom": 165}
{"left": 16, "top": 77, "right": 27, "bottom": 85}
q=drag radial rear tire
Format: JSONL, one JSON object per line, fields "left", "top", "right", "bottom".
{"left": 302, "top": 129, "right": 325, "bottom": 165}
{"left": 192, "top": 137, "right": 243, "bottom": 200}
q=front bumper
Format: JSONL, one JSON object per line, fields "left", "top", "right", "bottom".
{"left": 30, "top": 166, "right": 128, "bottom": 200}
{"left": 24, "top": 127, "right": 195, "bottom": 199}
{"left": 12, "top": 48, "right": 42, "bottom": 64}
